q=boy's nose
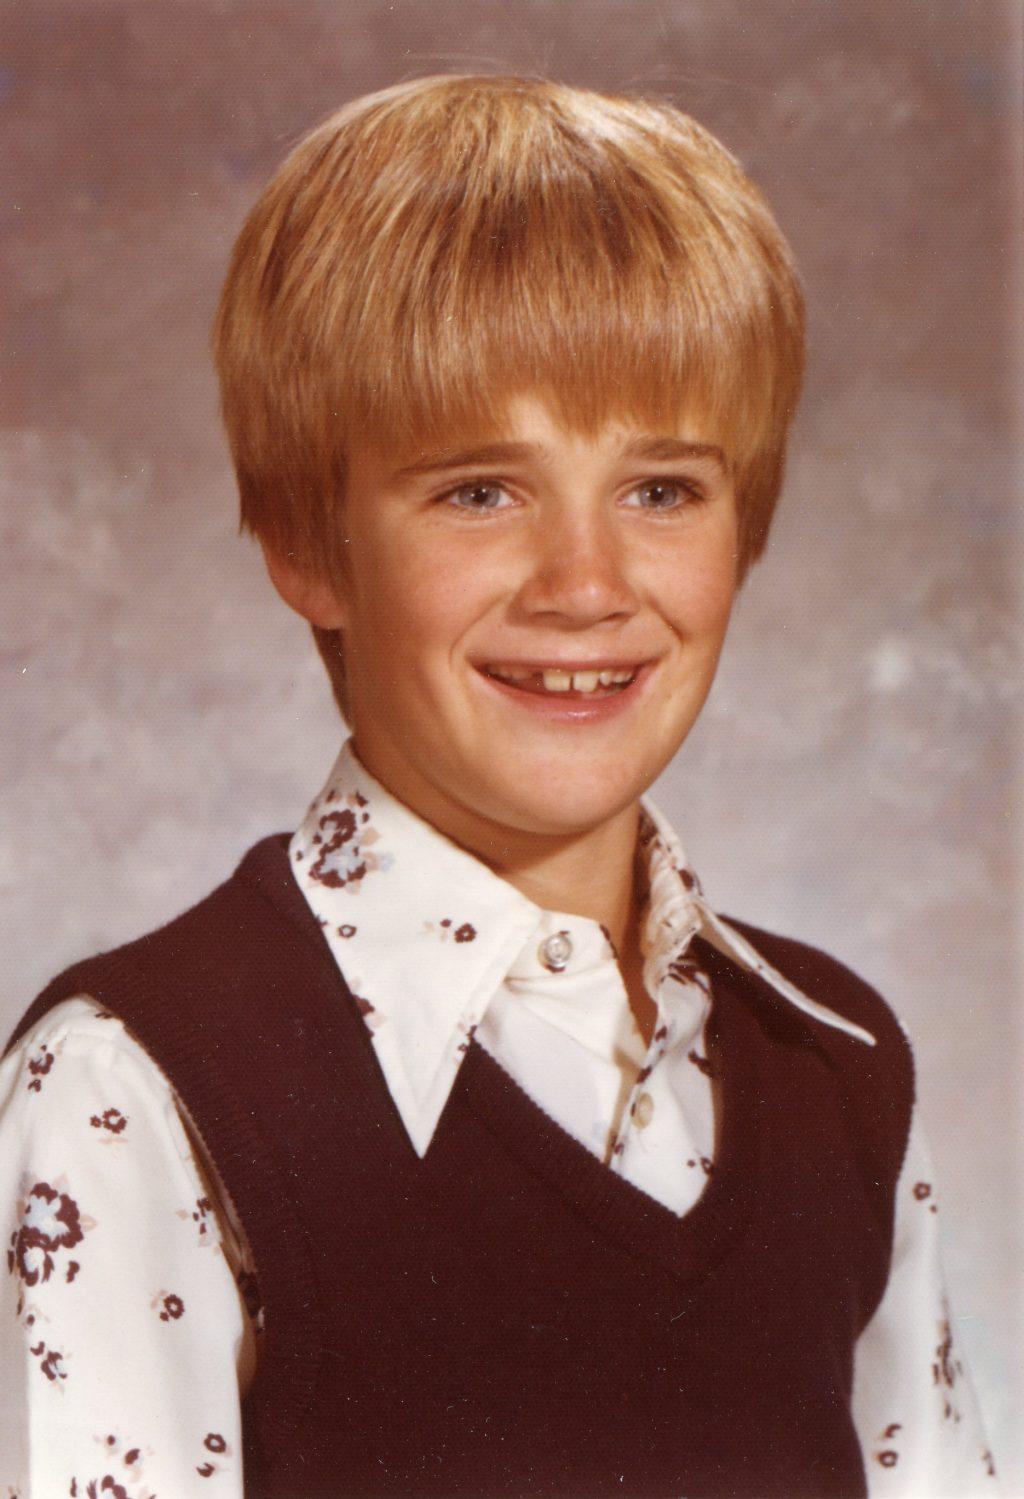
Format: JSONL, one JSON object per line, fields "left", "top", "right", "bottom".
{"left": 515, "top": 508, "right": 639, "bottom": 627}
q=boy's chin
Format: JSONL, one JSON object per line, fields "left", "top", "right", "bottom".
{"left": 472, "top": 766, "right": 658, "bottom": 840}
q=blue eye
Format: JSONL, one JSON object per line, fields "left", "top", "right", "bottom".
{"left": 626, "top": 480, "right": 702, "bottom": 511}
{"left": 444, "top": 482, "right": 512, "bottom": 512}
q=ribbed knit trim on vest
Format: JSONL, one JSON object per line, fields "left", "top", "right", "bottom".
{"left": 13, "top": 835, "right": 915, "bottom": 1499}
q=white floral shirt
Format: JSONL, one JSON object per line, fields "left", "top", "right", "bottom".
{"left": 0, "top": 740, "right": 997, "bottom": 1497}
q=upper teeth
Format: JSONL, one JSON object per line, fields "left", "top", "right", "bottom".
{"left": 488, "top": 665, "right": 637, "bottom": 692}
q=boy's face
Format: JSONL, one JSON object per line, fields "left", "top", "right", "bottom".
{"left": 273, "top": 395, "right": 738, "bottom": 850}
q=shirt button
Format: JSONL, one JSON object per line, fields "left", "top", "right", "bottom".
{"left": 632, "top": 1091, "right": 655, "bottom": 1129}
{"left": 539, "top": 930, "right": 573, "bottom": 972}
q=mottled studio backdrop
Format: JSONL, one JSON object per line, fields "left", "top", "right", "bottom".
{"left": 3, "top": 1, "right": 1021, "bottom": 1488}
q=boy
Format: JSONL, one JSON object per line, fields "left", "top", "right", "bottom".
{"left": 1, "top": 75, "right": 994, "bottom": 1497}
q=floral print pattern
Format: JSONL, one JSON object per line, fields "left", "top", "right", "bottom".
{"left": 1, "top": 999, "right": 245, "bottom": 1495}
{"left": 933, "top": 1308, "right": 966, "bottom": 1423}
{"left": 153, "top": 1291, "right": 185, "bottom": 1321}
{"left": 424, "top": 917, "right": 478, "bottom": 943}
{"left": 29, "top": 1339, "right": 68, "bottom": 1383}
{"left": 913, "top": 1180, "right": 939, "bottom": 1215}
{"left": 176, "top": 1195, "right": 217, "bottom": 1248}
{"left": 307, "top": 790, "right": 393, "bottom": 891}
{"left": 874, "top": 1422, "right": 902, "bottom": 1469}
{"left": 8, "top": 1178, "right": 86, "bottom": 1291}
{"left": 195, "top": 1429, "right": 232, "bottom": 1478}
{"left": 68, "top": 1429, "right": 158, "bottom": 1498}
{"left": 26, "top": 1042, "right": 56, "bottom": 1093}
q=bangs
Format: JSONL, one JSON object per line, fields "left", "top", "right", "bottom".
{"left": 215, "top": 77, "right": 804, "bottom": 581}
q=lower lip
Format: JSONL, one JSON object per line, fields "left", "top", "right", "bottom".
{"left": 473, "top": 663, "right": 655, "bottom": 723}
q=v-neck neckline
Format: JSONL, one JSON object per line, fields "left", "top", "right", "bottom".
{"left": 439, "top": 936, "right": 765, "bottom": 1287}
{"left": 248, "top": 834, "right": 766, "bottom": 1289}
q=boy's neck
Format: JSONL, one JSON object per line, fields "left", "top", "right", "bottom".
{"left": 351, "top": 735, "right": 658, "bottom": 1042}
{"left": 481, "top": 806, "right": 643, "bottom": 952}
{"left": 351, "top": 734, "right": 645, "bottom": 956}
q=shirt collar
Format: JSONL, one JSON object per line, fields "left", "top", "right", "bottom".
{"left": 290, "top": 739, "right": 874, "bottom": 1156}
{"left": 637, "top": 794, "right": 877, "bottom": 1049}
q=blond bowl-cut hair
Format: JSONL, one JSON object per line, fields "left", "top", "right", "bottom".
{"left": 213, "top": 74, "right": 805, "bottom": 722}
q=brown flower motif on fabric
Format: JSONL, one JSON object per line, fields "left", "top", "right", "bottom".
{"left": 913, "top": 1180, "right": 939, "bottom": 1214}
{"left": 85, "top": 1480, "right": 130, "bottom": 1498}
{"left": 342, "top": 973, "right": 383, "bottom": 1033}
{"left": 157, "top": 1292, "right": 185, "bottom": 1321}
{"left": 933, "top": 1315, "right": 965, "bottom": 1422}
{"left": 424, "top": 917, "right": 478, "bottom": 944}
{"left": 307, "top": 793, "right": 392, "bottom": 891}
{"left": 26, "top": 1043, "right": 56, "bottom": 1092}
{"left": 74, "top": 1431, "right": 152, "bottom": 1497}
{"left": 196, "top": 1431, "right": 232, "bottom": 1478}
{"left": 90, "top": 1108, "right": 128, "bottom": 1135}
{"left": 873, "top": 1421, "right": 902, "bottom": 1467}
{"left": 175, "top": 1194, "right": 217, "bottom": 1248}
{"left": 8, "top": 1180, "right": 85, "bottom": 1288}
{"left": 311, "top": 807, "right": 366, "bottom": 886}
{"left": 29, "top": 1339, "right": 68, "bottom": 1382}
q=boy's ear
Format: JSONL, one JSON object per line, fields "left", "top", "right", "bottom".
{"left": 260, "top": 541, "right": 349, "bottom": 630}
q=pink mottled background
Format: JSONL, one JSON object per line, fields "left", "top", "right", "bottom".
{"left": 3, "top": 1, "right": 1021, "bottom": 1486}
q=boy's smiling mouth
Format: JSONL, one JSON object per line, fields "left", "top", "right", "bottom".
{"left": 479, "top": 661, "right": 646, "bottom": 698}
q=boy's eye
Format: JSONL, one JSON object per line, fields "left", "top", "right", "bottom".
{"left": 441, "top": 481, "right": 513, "bottom": 512}
{"left": 624, "top": 478, "right": 704, "bottom": 511}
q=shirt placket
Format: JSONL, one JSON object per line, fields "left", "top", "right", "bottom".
{"left": 608, "top": 951, "right": 716, "bottom": 1213}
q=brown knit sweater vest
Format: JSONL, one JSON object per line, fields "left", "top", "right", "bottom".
{"left": 12, "top": 834, "right": 914, "bottom": 1499}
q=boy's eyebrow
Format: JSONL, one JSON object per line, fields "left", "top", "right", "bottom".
{"left": 393, "top": 442, "right": 539, "bottom": 477}
{"left": 392, "top": 437, "right": 727, "bottom": 478}
{"left": 621, "top": 437, "right": 727, "bottom": 470}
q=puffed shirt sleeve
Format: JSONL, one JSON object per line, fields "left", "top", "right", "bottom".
{"left": 852, "top": 1108, "right": 998, "bottom": 1496}
{"left": 0, "top": 996, "right": 253, "bottom": 1498}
